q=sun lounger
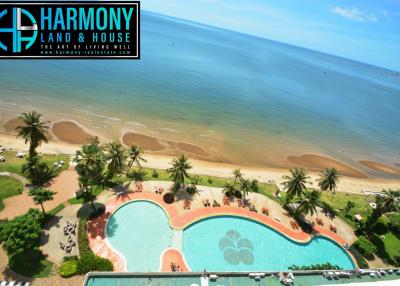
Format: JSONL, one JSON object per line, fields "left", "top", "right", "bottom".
{"left": 0, "top": 282, "right": 7, "bottom": 286}
{"left": 24, "top": 283, "right": 30, "bottom": 286}
{"left": 158, "top": 187, "right": 164, "bottom": 195}
{"left": 203, "top": 200, "right": 210, "bottom": 207}
{"left": 262, "top": 207, "right": 269, "bottom": 215}
{"left": 8, "top": 282, "right": 16, "bottom": 286}
{"left": 200, "top": 276, "right": 209, "bottom": 286}
{"left": 16, "top": 282, "right": 22, "bottom": 286}
{"left": 275, "top": 217, "right": 281, "bottom": 222}
{"left": 212, "top": 200, "right": 220, "bottom": 207}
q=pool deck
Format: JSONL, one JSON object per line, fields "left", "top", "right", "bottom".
{"left": 87, "top": 184, "right": 353, "bottom": 272}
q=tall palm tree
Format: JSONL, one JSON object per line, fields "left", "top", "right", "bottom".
{"left": 239, "top": 178, "right": 252, "bottom": 201}
{"left": 376, "top": 189, "right": 400, "bottom": 215}
{"left": 28, "top": 188, "right": 55, "bottom": 215}
{"left": 167, "top": 154, "right": 192, "bottom": 189}
{"left": 105, "top": 142, "right": 127, "bottom": 179}
{"left": 126, "top": 144, "right": 147, "bottom": 175}
{"left": 22, "top": 155, "right": 49, "bottom": 186}
{"left": 250, "top": 179, "right": 259, "bottom": 193}
{"left": 296, "top": 190, "right": 321, "bottom": 217}
{"left": 318, "top": 168, "right": 340, "bottom": 194}
{"left": 282, "top": 167, "right": 310, "bottom": 201}
{"left": 232, "top": 168, "right": 242, "bottom": 185}
{"left": 16, "top": 111, "right": 49, "bottom": 157}
{"left": 74, "top": 137, "right": 106, "bottom": 209}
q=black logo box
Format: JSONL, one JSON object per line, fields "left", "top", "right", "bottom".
{"left": 0, "top": 1, "right": 140, "bottom": 59}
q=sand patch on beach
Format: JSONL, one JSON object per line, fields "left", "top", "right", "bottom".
{"left": 2, "top": 117, "right": 23, "bottom": 133}
{"left": 177, "top": 142, "right": 209, "bottom": 157}
{"left": 122, "top": 132, "right": 166, "bottom": 151}
{"left": 287, "top": 154, "right": 367, "bottom": 178}
{"left": 359, "top": 160, "right": 400, "bottom": 176}
{"left": 121, "top": 131, "right": 210, "bottom": 157}
{"left": 52, "top": 121, "right": 93, "bottom": 144}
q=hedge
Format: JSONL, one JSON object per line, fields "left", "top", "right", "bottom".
{"left": 348, "top": 245, "right": 369, "bottom": 269}
{"left": 353, "top": 236, "right": 377, "bottom": 259}
{"left": 76, "top": 219, "right": 113, "bottom": 273}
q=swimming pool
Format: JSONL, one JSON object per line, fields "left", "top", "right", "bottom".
{"left": 106, "top": 201, "right": 173, "bottom": 271}
{"left": 106, "top": 201, "right": 354, "bottom": 272}
{"left": 183, "top": 216, "right": 355, "bottom": 271}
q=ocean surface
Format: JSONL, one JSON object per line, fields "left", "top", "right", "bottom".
{"left": 0, "top": 11, "right": 399, "bottom": 169}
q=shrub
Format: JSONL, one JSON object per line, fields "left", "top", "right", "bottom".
{"left": 289, "top": 263, "right": 341, "bottom": 270}
{"left": 63, "top": 255, "right": 78, "bottom": 262}
{"left": 9, "top": 249, "right": 42, "bottom": 270}
{"left": 207, "top": 177, "right": 213, "bottom": 184}
{"left": 152, "top": 169, "right": 159, "bottom": 178}
{"left": 0, "top": 209, "right": 43, "bottom": 256}
{"left": 373, "top": 216, "right": 389, "bottom": 234}
{"left": 76, "top": 253, "right": 113, "bottom": 274}
{"left": 163, "top": 193, "right": 175, "bottom": 204}
{"left": 59, "top": 260, "right": 78, "bottom": 277}
{"left": 353, "top": 236, "right": 377, "bottom": 259}
{"left": 388, "top": 213, "right": 400, "bottom": 234}
{"left": 77, "top": 203, "right": 105, "bottom": 220}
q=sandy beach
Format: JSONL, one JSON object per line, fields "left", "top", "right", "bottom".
{"left": 287, "top": 154, "right": 368, "bottom": 178}
{"left": 359, "top": 160, "right": 400, "bottom": 176}
{"left": 0, "top": 129, "right": 399, "bottom": 195}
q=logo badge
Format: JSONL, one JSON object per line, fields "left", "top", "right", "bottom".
{"left": 0, "top": 1, "right": 140, "bottom": 59}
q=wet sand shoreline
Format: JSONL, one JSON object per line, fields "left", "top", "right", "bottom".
{"left": 2, "top": 117, "right": 400, "bottom": 182}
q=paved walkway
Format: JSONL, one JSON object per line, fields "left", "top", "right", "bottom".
{"left": 0, "top": 167, "right": 79, "bottom": 220}
{"left": 41, "top": 204, "right": 81, "bottom": 264}
{"left": 87, "top": 181, "right": 357, "bottom": 272}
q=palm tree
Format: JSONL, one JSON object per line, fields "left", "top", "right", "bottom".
{"left": 344, "top": 201, "right": 355, "bottom": 215}
{"left": 318, "top": 168, "right": 340, "bottom": 194}
{"left": 222, "top": 181, "right": 236, "bottom": 197}
{"left": 28, "top": 188, "right": 55, "bottom": 215}
{"left": 16, "top": 111, "right": 49, "bottom": 157}
{"left": 376, "top": 189, "right": 400, "bottom": 215}
{"left": 74, "top": 137, "right": 106, "bottom": 209}
{"left": 105, "top": 142, "right": 127, "bottom": 179}
{"left": 282, "top": 167, "right": 310, "bottom": 201}
{"left": 296, "top": 190, "right": 321, "bottom": 217}
{"left": 167, "top": 154, "right": 192, "bottom": 189}
{"left": 239, "top": 178, "right": 252, "bottom": 201}
{"left": 232, "top": 168, "right": 242, "bottom": 185}
{"left": 22, "top": 155, "right": 49, "bottom": 186}
{"left": 126, "top": 145, "right": 147, "bottom": 176}
{"left": 250, "top": 179, "right": 259, "bottom": 193}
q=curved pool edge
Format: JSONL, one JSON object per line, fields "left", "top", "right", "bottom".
{"left": 88, "top": 192, "right": 357, "bottom": 271}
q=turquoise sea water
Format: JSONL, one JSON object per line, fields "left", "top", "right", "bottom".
{"left": 106, "top": 201, "right": 354, "bottom": 272}
{"left": 0, "top": 11, "right": 399, "bottom": 168}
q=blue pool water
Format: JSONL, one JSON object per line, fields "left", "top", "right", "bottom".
{"left": 106, "top": 201, "right": 173, "bottom": 271}
{"left": 107, "top": 201, "right": 354, "bottom": 272}
{"left": 183, "top": 216, "right": 355, "bottom": 271}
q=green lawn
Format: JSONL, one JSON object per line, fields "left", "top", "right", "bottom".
{"left": 319, "top": 191, "right": 373, "bottom": 228}
{"left": 382, "top": 232, "right": 400, "bottom": 265}
{"left": 0, "top": 175, "right": 24, "bottom": 211}
{"left": 0, "top": 150, "right": 69, "bottom": 177}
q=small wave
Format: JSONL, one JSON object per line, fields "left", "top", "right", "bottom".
{"left": 157, "top": 127, "right": 180, "bottom": 133}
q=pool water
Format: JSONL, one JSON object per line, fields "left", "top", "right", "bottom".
{"left": 106, "top": 201, "right": 354, "bottom": 272}
{"left": 106, "top": 201, "right": 173, "bottom": 271}
{"left": 183, "top": 216, "right": 355, "bottom": 271}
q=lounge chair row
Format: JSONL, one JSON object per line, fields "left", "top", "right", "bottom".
{"left": 0, "top": 282, "right": 30, "bottom": 286}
